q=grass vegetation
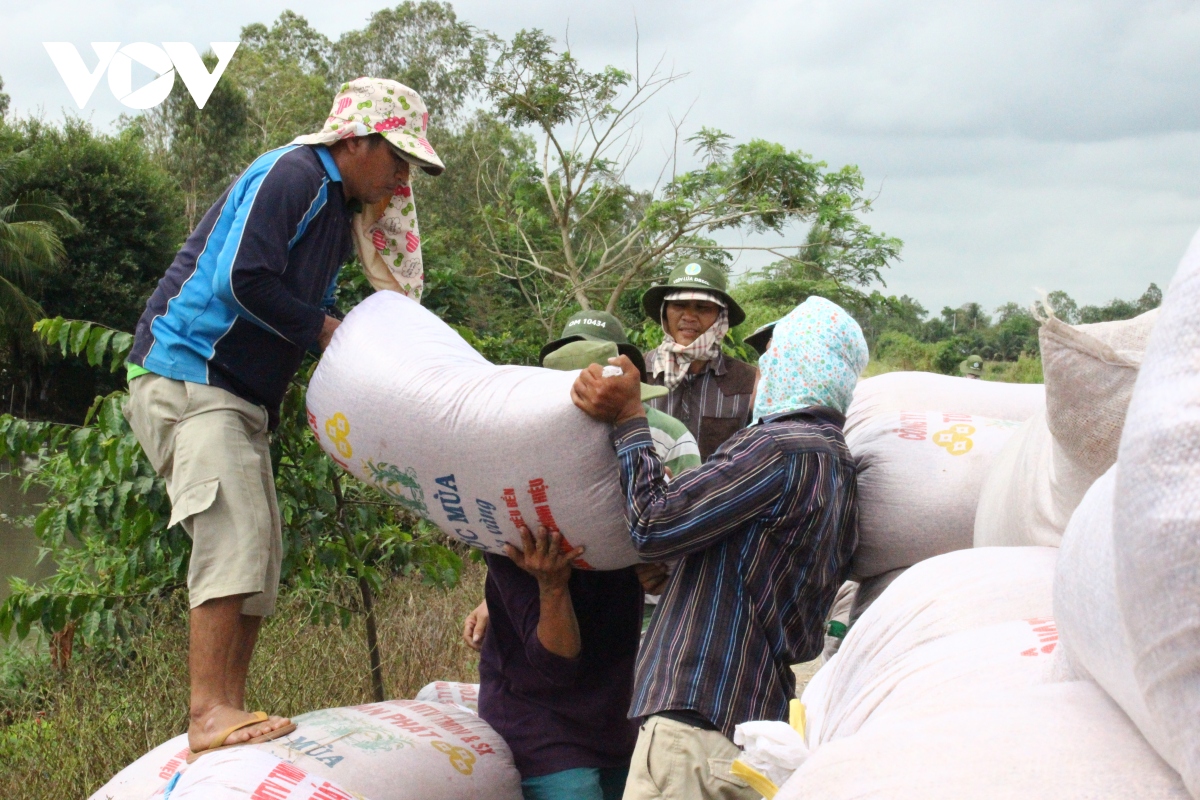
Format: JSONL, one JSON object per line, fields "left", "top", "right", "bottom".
{"left": 0, "top": 563, "right": 485, "bottom": 799}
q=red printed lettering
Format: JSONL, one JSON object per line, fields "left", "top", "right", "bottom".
{"left": 269, "top": 762, "right": 307, "bottom": 785}
{"left": 250, "top": 779, "right": 291, "bottom": 800}
{"left": 528, "top": 478, "right": 549, "bottom": 504}
{"left": 942, "top": 412, "right": 973, "bottom": 423}
{"left": 896, "top": 412, "right": 929, "bottom": 441}
{"left": 308, "top": 782, "right": 353, "bottom": 800}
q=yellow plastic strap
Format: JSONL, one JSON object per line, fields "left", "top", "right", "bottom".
{"left": 730, "top": 760, "right": 779, "bottom": 799}
{"left": 789, "top": 699, "right": 807, "bottom": 738}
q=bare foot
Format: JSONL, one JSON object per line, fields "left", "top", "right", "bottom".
{"left": 189, "top": 704, "right": 291, "bottom": 753}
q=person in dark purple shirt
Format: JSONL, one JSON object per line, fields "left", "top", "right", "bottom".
{"left": 464, "top": 524, "right": 643, "bottom": 800}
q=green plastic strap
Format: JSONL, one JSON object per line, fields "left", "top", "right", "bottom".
{"left": 826, "top": 620, "right": 849, "bottom": 639}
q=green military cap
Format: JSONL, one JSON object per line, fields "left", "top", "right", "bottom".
{"left": 641, "top": 260, "right": 746, "bottom": 327}
{"left": 542, "top": 341, "right": 668, "bottom": 401}
{"left": 964, "top": 355, "right": 984, "bottom": 377}
{"left": 745, "top": 320, "right": 778, "bottom": 356}
{"left": 539, "top": 310, "right": 648, "bottom": 380}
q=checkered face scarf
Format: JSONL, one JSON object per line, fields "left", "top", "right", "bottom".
{"left": 654, "top": 302, "right": 730, "bottom": 391}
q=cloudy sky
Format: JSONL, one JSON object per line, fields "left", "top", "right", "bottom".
{"left": 3, "top": 0, "right": 1198, "bottom": 314}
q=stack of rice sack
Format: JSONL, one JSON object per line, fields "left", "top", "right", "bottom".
{"left": 770, "top": 234, "right": 1200, "bottom": 799}
{"left": 89, "top": 699, "right": 521, "bottom": 800}
{"left": 838, "top": 372, "right": 1043, "bottom": 622}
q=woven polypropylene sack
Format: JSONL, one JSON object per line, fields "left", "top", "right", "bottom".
{"left": 154, "top": 749, "right": 368, "bottom": 799}
{"left": 1040, "top": 308, "right": 1158, "bottom": 478}
{"left": 307, "top": 291, "right": 639, "bottom": 569}
{"left": 88, "top": 734, "right": 190, "bottom": 800}
{"left": 780, "top": 682, "right": 1189, "bottom": 800}
{"left": 845, "top": 372, "right": 1043, "bottom": 436}
{"left": 251, "top": 700, "right": 522, "bottom": 800}
{"left": 1113, "top": 228, "right": 1200, "bottom": 798}
{"left": 973, "top": 406, "right": 1096, "bottom": 548}
{"left": 1054, "top": 466, "right": 1171, "bottom": 775}
{"left": 802, "top": 547, "right": 1057, "bottom": 745}
{"left": 847, "top": 411, "right": 1022, "bottom": 578}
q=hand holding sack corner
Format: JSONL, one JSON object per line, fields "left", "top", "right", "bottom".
{"left": 305, "top": 291, "right": 642, "bottom": 569}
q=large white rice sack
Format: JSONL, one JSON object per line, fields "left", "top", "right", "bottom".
{"left": 153, "top": 748, "right": 368, "bottom": 799}
{"left": 252, "top": 700, "right": 521, "bottom": 800}
{"left": 1054, "top": 466, "right": 1167, "bottom": 766}
{"left": 974, "top": 308, "right": 1158, "bottom": 549}
{"left": 307, "top": 291, "right": 638, "bottom": 569}
{"left": 803, "top": 547, "right": 1057, "bottom": 745}
{"left": 89, "top": 734, "right": 189, "bottom": 800}
{"left": 1113, "top": 228, "right": 1200, "bottom": 797}
{"left": 846, "top": 371, "right": 1043, "bottom": 435}
{"left": 415, "top": 681, "right": 479, "bottom": 714}
{"left": 847, "top": 411, "right": 1022, "bottom": 578}
{"left": 779, "top": 682, "right": 1189, "bottom": 800}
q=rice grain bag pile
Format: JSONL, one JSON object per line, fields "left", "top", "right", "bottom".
{"left": 847, "top": 411, "right": 1022, "bottom": 579}
{"left": 306, "top": 291, "right": 639, "bottom": 569}
{"left": 974, "top": 307, "right": 1158, "bottom": 549}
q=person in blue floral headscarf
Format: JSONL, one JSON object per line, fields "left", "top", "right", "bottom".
{"left": 570, "top": 297, "right": 867, "bottom": 800}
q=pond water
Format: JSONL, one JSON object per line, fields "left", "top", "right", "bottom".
{"left": 0, "top": 473, "right": 52, "bottom": 602}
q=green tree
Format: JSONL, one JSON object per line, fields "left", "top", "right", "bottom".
{"left": 479, "top": 29, "right": 902, "bottom": 333}
{"left": 331, "top": 2, "right": 488, "bottom": 121}
{"left": 1077, "top": 282, "right": 1161, "bottom": 323}
{"left": 136, "top": 56, "right": 254, "bottom": 230}
{"left": 0, "top": 75, "right": 9, "bottom": 118}
{"left": 1, "top": 119, "right": 183, "bottom": 421}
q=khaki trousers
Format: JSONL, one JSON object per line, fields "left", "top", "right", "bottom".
{"left": 125, "top": 375, "right": 281, "bottom": 616}
{"left": 622, "top": 715, "right": 758, "bottom": 800}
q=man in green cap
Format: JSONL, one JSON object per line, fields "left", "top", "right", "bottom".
{"left": 962, "top": 354, "right": 984, "bottom": 380}
{"left": 642, "top": 261, "right": 758, "bottom": 460}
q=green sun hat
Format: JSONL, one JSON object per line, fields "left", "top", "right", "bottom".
{"left": 745, "top": 320, "right": 778, "bottom": 356}
{"left": 542, "top": 341, "right": 668, "bottom": 401}
{"left": 641, "top": 260, "right": 746, "bottom": 327}
{"left": 964, "top": 355, "right": 984, "bottom": 377}
{"left": 539, "top": 310, "right": 647, "bottom": 380}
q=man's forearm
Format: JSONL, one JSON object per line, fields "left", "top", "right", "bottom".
{"left": 536, "top": 585, "right": 581, "bottom": 659}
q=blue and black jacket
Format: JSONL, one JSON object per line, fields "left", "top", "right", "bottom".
{"left": 129, "top": 144, "right": 354, "bottom": 428}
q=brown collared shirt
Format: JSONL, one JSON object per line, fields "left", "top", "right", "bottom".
{"left": 644, "top": 350, "right": 758, "bottom": 460}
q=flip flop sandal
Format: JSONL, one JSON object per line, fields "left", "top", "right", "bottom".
{"left": 186, "top": 711, "right": 298, "bottom": 764}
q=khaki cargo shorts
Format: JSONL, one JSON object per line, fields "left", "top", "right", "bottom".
{"left": 125, "top": 374, "right": 282, "bottom": 616}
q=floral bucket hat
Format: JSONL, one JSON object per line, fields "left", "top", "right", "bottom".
{"left": 292, "top": 77, "right": 445, "bottom": 300}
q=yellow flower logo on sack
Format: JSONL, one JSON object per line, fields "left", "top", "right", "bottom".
{"left": 933, "top": 424, "right": 975, "bottom": 456}
{"left": 325, "top": 413, "right": 353, "bottom": 459}
{"left": 431, "top": 739, "right": 476, "bottom": 775}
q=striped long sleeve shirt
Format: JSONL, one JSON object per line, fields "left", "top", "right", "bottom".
{"left": 611, "top": 406, "right": 858, "bottom": 739}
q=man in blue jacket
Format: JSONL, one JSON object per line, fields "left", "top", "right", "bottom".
{"left": 124, "top": 78, "right": 443, "bottom": 760}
